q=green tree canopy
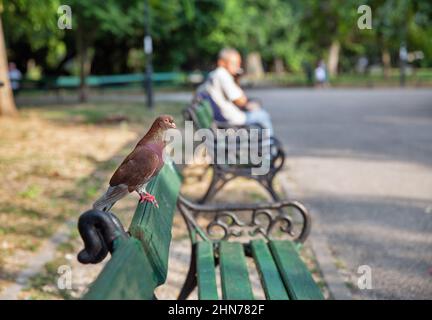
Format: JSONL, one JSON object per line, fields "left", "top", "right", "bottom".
{"left": 2, "top": 0, "right": 431, "bottom": 76}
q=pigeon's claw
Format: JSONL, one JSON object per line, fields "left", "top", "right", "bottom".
{"left": 139, "top": 192, "right": 159, "bottom": 208}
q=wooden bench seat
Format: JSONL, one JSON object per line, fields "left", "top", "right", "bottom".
{"left": 194, "top": 240, "right": 323, "bottom": 300}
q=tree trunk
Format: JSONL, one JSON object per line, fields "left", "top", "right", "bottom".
{"left": 382, "top": 49, "right": 391, "bottom": 79}
{"left": 273, "top": 58, "right": 285, "bottom": 75}
{"left": 0, "top": 16, "right": 17, "bottom": 117}
{"left": 328, "top": 40, "right": 340, "bottom": 77}
{"left": 245, "top": 52, "right": 264, "bottom": 79}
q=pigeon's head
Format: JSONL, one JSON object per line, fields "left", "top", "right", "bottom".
{"left": 156, "top": 115, "right": 176, "bottom": 130}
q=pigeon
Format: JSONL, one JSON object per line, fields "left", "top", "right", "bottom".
{"left": 93, "top": 115, "right": 176, "bottom": 212}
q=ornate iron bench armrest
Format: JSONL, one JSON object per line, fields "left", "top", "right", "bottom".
{"left": 177, "top": 195, "right": 311, "bottom": 244}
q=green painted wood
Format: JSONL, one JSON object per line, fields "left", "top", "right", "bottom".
{"left": 84, "top": 238, "right": 157, "bottom": 300}
{"left": 269, "top": 240, "right": 324, "bottom": 300}
{"left": 250, "top": 240, "right": 290, "bottom": 300}
{"left": 195, "top": 101, "right": 213, "bottom": 129}
{"left": 219, "top": 242, "right": 254, "bottom": 300}
{"left": 201, "top": 100, "right": 214, "bottom": 122}
{"left": 55, "top": 72, "right": 187, "bottom": 88}
{"left": 171, "top": 158, "right": 184, "bottom": 181}
{"left": 129, "top": 160, "right": 182, "bottom": 285}
{"left": 196, "top": 242, "right": 219, "bottom": 300}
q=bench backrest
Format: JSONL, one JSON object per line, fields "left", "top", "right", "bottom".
{"left": 128, "top": 160, "right": 182, "bottom": 284}
{"left": 192, "top": 99, "right": 214, "bottom": 129}
{"left": 84, "top": 161, "right": 182, "bottom": 299}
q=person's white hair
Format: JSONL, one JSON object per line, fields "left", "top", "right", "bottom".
{"left": 218, "top": 48, "right": 240, "bottom": 61}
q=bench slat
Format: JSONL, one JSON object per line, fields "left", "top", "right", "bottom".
{"left": 129, "top": 161, "right": 182, "bottom": 285}
{"left": 84, "top": 238, "right": 157, "bottom": 300}
{"left": 196, "top": 242, "right": 219, "bottom": 300}
{"left": 219, "top": 242, "right": 254, "bottom": 300}
{"left": 195, "top": 101, "right": 213, "bottom": 129}
{"left": 269, "top": 240, "right": 324, "bottom": 300}
{"left": 201, "top": 101, "right": 214, "bottom": 123}
{"left": 250, "top": 240, "right": 290, "bottom": 300}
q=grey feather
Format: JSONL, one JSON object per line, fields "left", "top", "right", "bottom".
{"left": 93, "top": 184, "right": 129, "bottom": 212}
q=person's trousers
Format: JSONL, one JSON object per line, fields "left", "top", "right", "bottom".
{"left": 245, "top": 108, "right": 274, "bottom": 137}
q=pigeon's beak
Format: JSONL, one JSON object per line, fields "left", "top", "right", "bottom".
{"left": 171, "top": 122, "right": 176, "bottom": 129}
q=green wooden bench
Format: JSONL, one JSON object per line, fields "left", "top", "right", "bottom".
{"left": 78, "top": 159, "right": 324, "bottom": 300}
{"left": 184, "top": 98, "right": 286, "bottom": 203}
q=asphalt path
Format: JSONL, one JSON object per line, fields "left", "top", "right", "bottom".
{"left": 257, "top": 88, "right": 432, "bottom": 299}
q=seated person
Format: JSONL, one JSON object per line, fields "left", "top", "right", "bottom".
{"left": 196, "top": 48, "right": 274, "bottom": 136}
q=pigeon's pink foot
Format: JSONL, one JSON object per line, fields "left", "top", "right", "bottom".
{"left": 139, "top": 192, "right": 159, "bottom": 208}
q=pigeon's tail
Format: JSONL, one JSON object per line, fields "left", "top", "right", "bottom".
{"left": 93, "top": 185, "right": 129, "bottom": 212}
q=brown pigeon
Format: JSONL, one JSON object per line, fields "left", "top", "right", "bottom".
{"left": 93, "top": 115, "right": 176, "bottom": 211}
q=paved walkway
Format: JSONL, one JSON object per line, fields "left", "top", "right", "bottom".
{"left": 260, "top": 88, "right": 432, "bottom": 299}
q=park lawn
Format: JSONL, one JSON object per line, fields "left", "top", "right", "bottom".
{"left": 0, "top": 101, "right": 184, "bottom": 296}
{"left": 243, "top": 68, "right": 432, "bottom": 88}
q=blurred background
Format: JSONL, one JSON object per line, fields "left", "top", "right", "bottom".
{"left": 0, "top": 0, "right": 431, "bottom": 300}
{"left": 0, "top": 0, "right": 431, "bottom": 106}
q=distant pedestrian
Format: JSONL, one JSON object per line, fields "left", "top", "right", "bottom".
{"left": 302, "top": 61, "right": 314, "bottom": 87}
{"left": 314, "top": 60, "right": 328, "bottom": 88}
{"left": 356, "top": 56, "right": 369, "bottom": 74}
{"left": 8, "top": 62, "right": 22, "bottom": 95}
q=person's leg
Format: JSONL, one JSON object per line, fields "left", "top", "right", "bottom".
{"left": 245, "top": 108, "right": 274, "bottom": 136}
{"left": 245, "top": 108, "right": 275, "bottom": 167}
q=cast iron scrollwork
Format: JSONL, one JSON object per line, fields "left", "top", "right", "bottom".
{"left": 206, "top": 211, "right": 246, "bottom": 240}
{"left": 178, "top": 195, "right": 311, "bottom": 243}
{"left": 205, "top": 208, "right": 300, "bottom": 241}
{"left": 249, "top": 209, "right": 295, "bottom": 238}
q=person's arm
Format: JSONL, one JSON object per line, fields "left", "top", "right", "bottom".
{"left": 233, "top": 95, "right": 248, "bottom": 108}
{"left": 233, "top": 73, "right": 247, "bottom": 107}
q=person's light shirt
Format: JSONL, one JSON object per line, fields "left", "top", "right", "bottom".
{"left": 202, "top": 67, "right": 246, "bottom": 125}
{"left": 315, "top": 67, "right": 326, "bottom": 83}
{"left": 8, "top": 69, "right": 22, "bottom": 90}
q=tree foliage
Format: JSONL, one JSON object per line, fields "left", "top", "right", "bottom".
{"left": 2, "top": 0, "right": 432, "bottom": 75}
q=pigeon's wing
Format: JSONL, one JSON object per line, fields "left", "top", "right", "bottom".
{"left": 93, "top": 184, "right": 129, "bottom": 212}
{"left": 109, "top": 145, "right": 162, "bottom": 191}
